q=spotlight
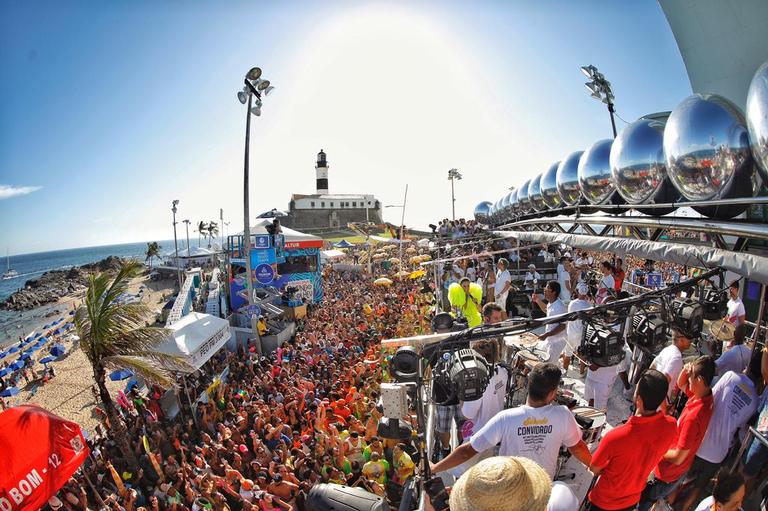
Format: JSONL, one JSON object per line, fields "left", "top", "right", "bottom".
{"left": 257, "top": 79, "right": 271, "bottom": 91}
{"left": 237, "top": 90, "right": 248, "bottom": 104}
{"left": 445, "top": 349, "right": 489, "bottom": 401}
{"left": 246, "top": 67, "right": 262, "bottom": 80}
{"left": 671, "top": 298, "right": 704, "bottom": 338}
{"left": 389, "top": 346, "right": 420, "bottom": 383}
{"left": 629, "top": 307, "right": 668, "bottom": 352}
{"left": 578, "top": 323, "right": 626, "bottom": 367}
{"left": 581, "top": 65, "right": 596, "bottom": 78}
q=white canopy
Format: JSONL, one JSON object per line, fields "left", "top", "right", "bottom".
{"left": 321, "top": 249, "right": 346, "bottom": 261}
{"left": 165, "top": 246, "right": 217, "bottom": 258}
{"left": 157, "top": 312, "right": 231, "bottom": 372}
{"left": 241, "top": 219, "right": 322, "bottom": 244}
{"left": 369, "top": 235, "right": 409, "bottom": 244}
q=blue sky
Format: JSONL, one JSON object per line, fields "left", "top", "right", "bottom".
{"left": 0, "top": 1, "right": 692, "bottom": 255}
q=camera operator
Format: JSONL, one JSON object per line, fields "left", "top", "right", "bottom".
{"left": 532, "top": 281, "right": 568, "bottom": 364}
{"left": 461, "top": 303, "right": 508, "bottom": 441}
{"left": 427, "top": 312, "right": 468, "bottom": 462}
{"left": 431, "top": 363, "right": 591, "bottom": 479}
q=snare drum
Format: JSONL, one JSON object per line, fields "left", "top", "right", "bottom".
{"left": 571, "top": 406, "right": 607, "bottom": 445}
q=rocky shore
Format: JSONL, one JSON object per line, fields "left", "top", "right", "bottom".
{"left": 1, "top": 256, "right": 128, "bottom": 311}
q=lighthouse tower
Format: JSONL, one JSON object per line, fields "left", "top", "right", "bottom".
{"left": 315, "top": 149, "right": 329, "bottom": 194}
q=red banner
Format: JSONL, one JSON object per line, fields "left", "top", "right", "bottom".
{"left": 0, "top": 405, "right": 89, "bottom": 511}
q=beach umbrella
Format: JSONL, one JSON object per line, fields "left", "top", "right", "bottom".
{"left": 125, "top": 379, "right": 139, "bottom": 392}
{"left": 0, "top": 387, "right": 20, "bottom": 397}
{"left": 0, "top": 367, "right": 12, "bottom": 377}
{"left": 8, "top": 346, "right": 20, "bottom": 354}
{"left": 54, "top": 328, "right": 63, "bottom": 335}
{"left": 109, "top": 369, "right": 134, "bottom": 381}
{"left": 34, "top": 332, "right": 42, "bottom": 338}
{"left": 9, "top": 360, "right": 24, "bottom": 371}
{"left": 43, "top": 324, "right": 50, "bottom": 329}
{"left": 373, "top": 277, "right": 393, "bottom": 287}
{"left": 394, "top": 270, "right": 411, "bottom": 278}
{"left": 409, "top": 269, "right": 427, "bottom": 279}
{"left": 39, "top": 356, "right": 58, "bottom": 365}
{"left": 333, "top": 240, "right": 354, "bottom": 248}
{"left": 27, "top": 344, "right": 42, "bottom": 352}
{"left": 50, "top": 344, "right": 66, "bottom": 357}
{"left": 19, "top": 352, "right": 32, "bottom": 360}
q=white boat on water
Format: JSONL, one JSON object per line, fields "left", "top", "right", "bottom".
{"left": 2, "top": 251, "right": 19, "bottom": 280}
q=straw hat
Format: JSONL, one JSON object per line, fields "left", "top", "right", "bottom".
{"left": 449, "top": 456, "right": 551, "bottom": 511}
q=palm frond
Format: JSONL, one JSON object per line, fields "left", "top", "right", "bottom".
{"left": 101, "top": 355, "right": 176, "bottom": 388}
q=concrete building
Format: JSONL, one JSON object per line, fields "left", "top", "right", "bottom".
{"left": 281, "top": 150, "right": 382, "bottom": 230}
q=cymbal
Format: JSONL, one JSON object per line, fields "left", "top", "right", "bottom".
{"left": 504, "top": 333, "right": 539, "bottom": 346}
{"left": 708, "top": 320, "right": 736, "bottom": 341}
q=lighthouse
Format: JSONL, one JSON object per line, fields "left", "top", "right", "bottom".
{"left": 316, "top": 149, "right": 329, "bottom": 194}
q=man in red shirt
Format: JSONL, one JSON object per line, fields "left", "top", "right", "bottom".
{"left": 637, "top": 356, "right": 716, "bottom": 511}
{"left": 586, "top": 369, "right": 677, "bottom": 511}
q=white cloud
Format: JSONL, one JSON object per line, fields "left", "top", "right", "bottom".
{"left": 0, "top": 184, "right": 42, "bottom": 200}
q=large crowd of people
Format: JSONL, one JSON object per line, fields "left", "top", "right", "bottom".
{"left": 37, "top": 228, "right": 767, "bottom": 511}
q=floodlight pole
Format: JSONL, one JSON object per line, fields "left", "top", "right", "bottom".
{"left": 171, "top": 201, "right": 182, "bottom": 289}
{"left": 243, "top": 88, "right": 255, "bottom": 311}
{"left": 607, "top": 101, "right": 617, "bottom": 138}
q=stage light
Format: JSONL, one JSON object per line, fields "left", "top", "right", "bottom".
{"left": 578, "top": 323, "right": 626, "bottom": 367}
{"left": 581, "top": 65, "right": 595, "bottom": 78}
{"left": 257, "top": 79, "right": 271, "bottom": 91}
{"left": 246, "top": 67, "right": 262, "bottom": 80}
{"left": 237, "top": 91, "right": 248, "bottom": 104}
{"left": 671, "top": 298, "right": 704, "bottom": 338}
{"left": 390, "top": 346, "right": 420, "bottom": 383}
{"left": 445, "top": 349, "right": 489, "bottom": 401}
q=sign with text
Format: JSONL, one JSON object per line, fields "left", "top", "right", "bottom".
{"left": 254, "top": 264, "right": 275, "bottom": 285}
{"left": 0, "top": 405, "right": 89, "bottom": 511}
{"left": 254, "top": 235, "right": 271, "bottom": 249}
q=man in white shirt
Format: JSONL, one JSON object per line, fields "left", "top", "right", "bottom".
{"left": 431, "top": 363, "right": 592, "bottom": 479}
{"left": 557, "top": 257, "right": 572, "bottom": 303}
{"left": 650, "top": 326, "right": 693, "bottom": 403}
{"left": 678, "top": 359, "right": 760, "bottom": 511}
{"left": 715, "top": 326, "right": 751, "bottom": 376}
{"left": 532, "top": 281, "right": 568, "bottom": 363}
{"left": 525, "top": 264, "right": 542, "bottom": 291}
{"left": 563, "top": 282, "right": 591, "bottom": 374}
{"left": 725, "top": 280, "right": 746, "bottom": 327}
{"left": 596, "top": 261, "right": 616, "bottom": 304}
{"left": 494, "top": 258, "right": 512, "bottom": 313}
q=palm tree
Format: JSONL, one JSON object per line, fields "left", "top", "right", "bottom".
{"left": 145, "top": 241, "right": 161, "bottom": 271}
{"left": 74, "top": 261, "right": 185, "bottom": 469}
{"left": 197, "top": 221, "right": 208, "bottom": 247}
{"left": 207, "top": 221, "right": 219, "bottom": 248}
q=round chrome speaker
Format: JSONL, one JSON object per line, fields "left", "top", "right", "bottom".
{"left": 517, "top": 179, "right": 531, "bottom": 214}
{"left": 556, "top": 151, "right": 584, "bottom": 206}
{"left": 540, "top": 161, "right": 562, "bottom": 209}
{"left": 579, "top": 139, "right": 623, "bottom": 209}
{"left": 473, "top": 201, "right": 492, "bottom": 223}
{"left": 610, "top": 117, "right": 679, "bottom": 214}
{"left": 508, "top": 188, "right": 519, "bottom": 217}
{"left": 500, "top": 192, "right": 513, "bottom": 223}
{"left": 665, "top": 93, "right": 756, "bottom": 218}
{"left": 528, "top": 173, "right": 546, "bottom": 212}
{"left": 747, "top": 59, "right": 768, "bottom": 186}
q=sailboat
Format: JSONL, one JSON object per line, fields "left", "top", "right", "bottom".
{"left": 2, "top": 250, "right": 19, "bottom": 280}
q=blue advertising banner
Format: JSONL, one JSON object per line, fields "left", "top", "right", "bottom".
{"left": 254, "top": 235, "right": 271, "bottom": 249}
{"left": 251, "top": 248, "right": 276, "bottom": 266}
{"left": 254, "top": 264, "right": 275, "bottom": 284}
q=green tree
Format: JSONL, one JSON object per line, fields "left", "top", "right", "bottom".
{"left": 144, "top": 241, "right": 161, "bottom": 271}
{"left": 197, "top": 221, "right": 208, "bottom": 247}
{"left": 74, "top": 261, "right": 186, "bottom": 470}
{"left": 207, "top": 221, "right": 219, "bottom": 248}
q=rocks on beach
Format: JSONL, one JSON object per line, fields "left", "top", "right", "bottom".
{"left": 1, "top": 256, "right": 128, "bottom": 311}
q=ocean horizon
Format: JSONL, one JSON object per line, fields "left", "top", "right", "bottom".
{"left": 0, "top": 239, "right": 199, "bottom": 346}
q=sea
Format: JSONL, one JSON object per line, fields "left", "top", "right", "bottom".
{"left": 0, "top": 240, "right": 175, "bottom": 347}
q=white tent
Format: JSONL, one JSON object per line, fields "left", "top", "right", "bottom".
{"left": 241, "top": 219, "right": 322, "bottom": 244}
{"left": 157, "top": 312, "right": 231, "bottom": 372}
{"left": 321, "top": 249, "right": 346, "bottom": 262}
{"left": 164, "top": 246, "right": 218, "bottom": 258}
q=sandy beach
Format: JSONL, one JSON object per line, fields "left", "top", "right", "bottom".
{"left": 1, "top": 273, "right": 177, "bottom": 435}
